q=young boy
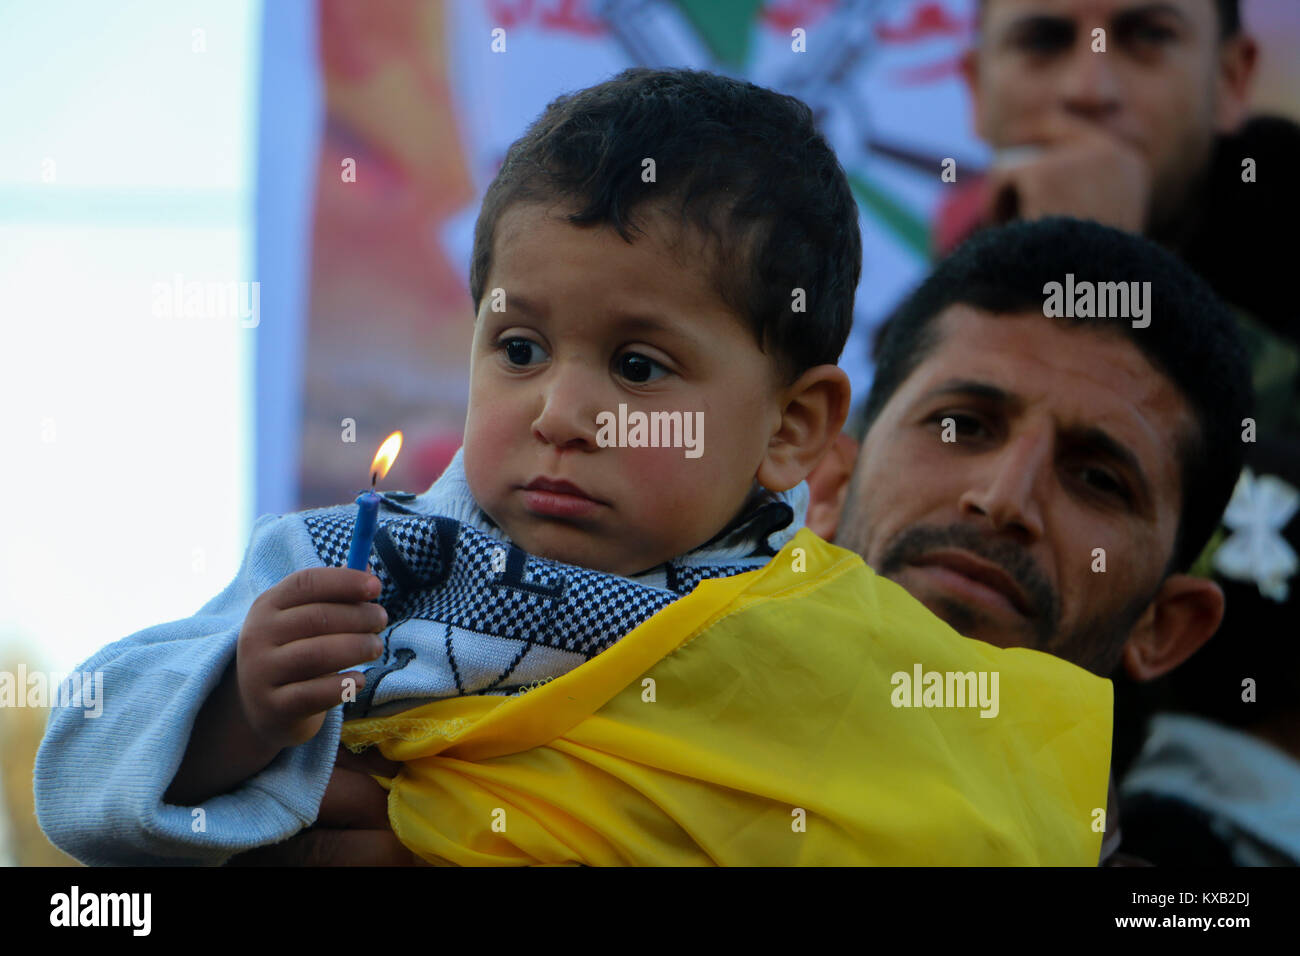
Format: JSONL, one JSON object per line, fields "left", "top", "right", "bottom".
{"left": 34, "top": 68, "right": 861, "bottom": 865}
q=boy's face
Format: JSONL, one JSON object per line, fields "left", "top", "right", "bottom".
{"left": 463, "top": 201, "right": 787, "bottom": 577}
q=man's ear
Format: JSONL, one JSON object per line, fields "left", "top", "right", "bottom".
{"left": 960, "top": 46, "right": 988, "bottom": 140}
{"left": 756, "top": 365, "right": 851, "bottom": 494}
{"left": 1214, "top": 33, "right": 1258, "bottom": 134}
{"left": 805, "top": 432, "right": 859, "bottom": 541}
{"left": 1120, "top": 575, "right": 1225, "bottom": 681}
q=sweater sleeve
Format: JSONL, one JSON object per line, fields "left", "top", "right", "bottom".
{"left": 33, "top": 512, "right": 346, "bottom": 866}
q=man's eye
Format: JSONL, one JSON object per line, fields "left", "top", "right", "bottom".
{"left": 1080, "top": 466, "right": 1130, "bottom": 501}
{"left": 1016, "top": 20, "right": 1073, "bottom": 53}
{"left": 617, "top": 352, "right": 669, "bottom": 384}
{"left": 500, "top": 337, "right": 547, "bottom": 367}
{"left": 933, "top": 413, "right": 988, "bottom": 438}
{"left": 1119, "top": 23, "right": 1177, "bottom": 46}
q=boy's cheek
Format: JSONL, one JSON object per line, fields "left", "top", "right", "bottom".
{"left": 463, "top": 411, "right": 519, "bottom": 497}
{"left": 614, "top": 447, "right": 734, "bottom": 526}
{"left": 617, "top": 445, "right": 700, "bottom": 486}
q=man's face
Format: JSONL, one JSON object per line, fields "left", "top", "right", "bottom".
{"left": 971, "top": 0, "right": 1230, "bottom": 232}
{"left": 837, "top": 306, "right": 1196, "bottom": 674}
{"left": 463, "top": 201, "right": 785, "bottom": 577}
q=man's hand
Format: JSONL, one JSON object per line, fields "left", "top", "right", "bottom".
{"left": 224, "top": 744, "right": 425, "bottom": 866}
{"left": 983, "top": 114, "right": 1152, "bottom": 233}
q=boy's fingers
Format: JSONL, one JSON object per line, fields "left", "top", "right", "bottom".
{"left": 269, "top": 671, "right": 367, "bottom": 723}
{"left": 266, "top": 567, "right": 381, "bottom": 612}
{"left": 269, "top": 601, "right": 388, "bottom": 646}
{"left": 268, "top": 632, "right": 383, "bottom": 687}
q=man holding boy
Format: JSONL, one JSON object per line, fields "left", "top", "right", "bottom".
{"left": 242, "top": 213, "right": 1251, "bottom": 865}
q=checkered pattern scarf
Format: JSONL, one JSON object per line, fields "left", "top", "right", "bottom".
{"left": 300, "top": 449, "right": 807, "bottom": 720}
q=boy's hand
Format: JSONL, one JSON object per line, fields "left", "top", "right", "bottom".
{"left": 236, "top": 567, "right": 388, "bottom": 752}
{"left": 983, "top": 113, "right": 1152, "bottom": 233}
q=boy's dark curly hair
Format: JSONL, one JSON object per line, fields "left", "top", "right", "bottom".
{"left": 469, "top": 68, "right": 862, "bottom": 381}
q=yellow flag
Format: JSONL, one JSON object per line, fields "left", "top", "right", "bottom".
{"left": 341, "top": 529, "right": 1111, "bottom": 865}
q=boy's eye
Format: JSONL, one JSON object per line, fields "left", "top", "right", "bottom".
{"left": 616, "top": 352, "right": 669, "bottom": 384}
{"left": 500, "top": 337, "right": 548, "bottom": 367}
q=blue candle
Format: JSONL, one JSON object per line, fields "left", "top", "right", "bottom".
{"left": 346, "top": 490, "right": 382, "bottom": 570}
{"left": 347, "top": 431, "right": 403, "bottom": 572}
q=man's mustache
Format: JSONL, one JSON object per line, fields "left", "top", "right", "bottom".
{"left": 876, "top": 524, "right": 1059, "bottom": 644}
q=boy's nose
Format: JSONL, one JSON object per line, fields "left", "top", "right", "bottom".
{"left": 531, "top": 363, "right": 601, "bottom": 450}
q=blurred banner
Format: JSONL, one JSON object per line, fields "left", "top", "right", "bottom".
{"left": 297, "top": 0, "right": 988, "bottom": 508}
{"left": 293, "top": 0, "right": 1300, "bottom": 511}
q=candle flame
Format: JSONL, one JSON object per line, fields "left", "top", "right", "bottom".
{"left": 370, "top": 431, "right": 403, "bottom": 486}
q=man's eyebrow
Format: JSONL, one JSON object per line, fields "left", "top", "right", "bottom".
{"left": 1114, "top": 3, "right": 1190, "bottom": 25}
{"left": 1065, "top": 425, "right": 1154, "bottom": 506}
{"left": 1000, "top": 3, "right": 1187, "bottom": 33}
{"left": 917, "top": 379, "right": 1020, "bottom": 408}
{"left": 999, "top": 12, "right": 1074, "bottom": 38}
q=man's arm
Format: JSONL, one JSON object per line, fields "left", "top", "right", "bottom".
{"left": 224, "top": 745, "right": 423, "bottom": 866}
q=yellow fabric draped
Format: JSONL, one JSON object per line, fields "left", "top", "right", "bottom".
{"left": 340, "top": 528, "right": 1112, "bottom": 865}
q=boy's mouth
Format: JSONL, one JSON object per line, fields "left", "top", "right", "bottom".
{"left": 519, "top": 477, "right": 605, "bottom": 519}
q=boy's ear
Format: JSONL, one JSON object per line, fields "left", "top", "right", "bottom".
{"left": 755, "top": 365, "right": 851, "bottom": 494}
{"left": 1119, "top": 575, "right": 1225, "bottom": 682}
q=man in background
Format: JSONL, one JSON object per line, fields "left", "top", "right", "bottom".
{"left": 932, "top": 0, "right": 1298, "bottom": 437}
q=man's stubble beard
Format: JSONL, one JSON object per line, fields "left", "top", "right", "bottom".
{"left": 837, "top": 490, "right": 1154, "bottom": 676}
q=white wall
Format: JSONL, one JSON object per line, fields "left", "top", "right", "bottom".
{"left": 0, "top": 1, "right": 262, "bottom": 677}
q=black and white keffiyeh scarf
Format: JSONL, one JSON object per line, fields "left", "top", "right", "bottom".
{"left": 300, "top": 449, "right": 808, "bottom": 720}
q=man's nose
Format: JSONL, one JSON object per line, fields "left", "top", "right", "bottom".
{"left": 957, "top": 430, "right": 1050, "bottom": 540}
{"left": 1058, "top": 30, "right": 1122, "bottom": 121}
{"left": 532, "top": 361, "right": 601, "bottom": 450}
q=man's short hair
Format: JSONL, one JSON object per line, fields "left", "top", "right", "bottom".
{"left": 1217, "top": 0, "right": 1242, "bottom": 36}
{"left": 860, "top": 217, "right": 1253, "bottom": 576}
{"left": 977, "top": 0, "right": 1241, "bottom": 39}
{"left": 469, "top": 67, "right": 862, "bottom": 380}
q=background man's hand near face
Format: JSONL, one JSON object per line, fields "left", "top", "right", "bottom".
{"left": 225, "top": 744, "right": 424, "bottom": 866}
{"left": 984, "top": 112, "right": 1152, "bottom": 232}
{"left": 962, "top": 0, "right": 1257, "bottom": 244}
